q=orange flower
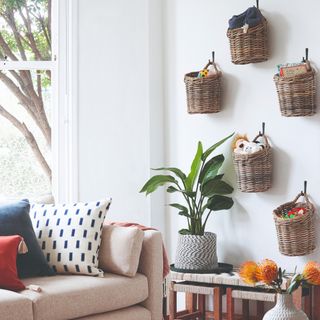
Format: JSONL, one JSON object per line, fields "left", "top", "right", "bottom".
{"left": 303, "top": 261, "right": 320, "bottom": 285}
{"left": 240, "top": 261, "right": 259, "bottom": 284}
{"left": 257, "top": 259, "right": 278, "bottom": 285}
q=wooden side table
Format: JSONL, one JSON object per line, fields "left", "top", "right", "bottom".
{"left": 169, "top": 270, "right": 315, "bottom": 319}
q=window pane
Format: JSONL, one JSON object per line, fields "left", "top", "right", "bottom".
{"left": 0, "top": 0, "right": 51, "bottom": 61}
{"left": 0, "top": 69, "right": 51, "bottom": 199}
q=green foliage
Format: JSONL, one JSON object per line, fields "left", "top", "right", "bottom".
{"left": 140, "top": 134, "right": 235, "bottom": 235}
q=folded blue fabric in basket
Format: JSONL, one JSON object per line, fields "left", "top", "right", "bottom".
{"left": 229, "top": 6, "right": 263, "bottom": 29}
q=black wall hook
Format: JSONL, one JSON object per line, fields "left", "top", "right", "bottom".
{"left": 259, "top": 122, "right": 265, "bottom": 135}
{"left": 212, "top": 51, "right": 215, "bottom": 63}
{"left": 256, "top": 0, "right": 259, "bottom": 9}
{"left": 304, "top": 180, "right": 307, "bottom": 195}
{"left": 305, "top": 48, "right": 309, "bottom": 61}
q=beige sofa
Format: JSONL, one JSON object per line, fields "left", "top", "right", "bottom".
{"left": 0, "top": 229, "right": 163, "bottom": 320}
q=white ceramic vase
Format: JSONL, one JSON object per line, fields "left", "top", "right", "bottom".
{"left": 263, "top": 294, "right": 309, "bottom": 320}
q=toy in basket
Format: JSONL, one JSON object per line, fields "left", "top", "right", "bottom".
{"left": 227, "top": 0, "right": 269, "bottom": 65}
{"left": 232, "top": 123, "right": 272, "bottom": 192}
{"left": 274, "top": 48, "right": 316, "bottom": 117}
{"left": 273, "top": 181, "right": 316, "bottom": 256}
{"left": 184, "top": 51, "right": 222, "bottom": 114}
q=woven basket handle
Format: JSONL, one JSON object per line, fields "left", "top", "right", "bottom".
{"left": 253, "top": 133, "right": 270, "bottom": 147}
{"left": 292, "top": 191, "right": 310, "bottom": 205}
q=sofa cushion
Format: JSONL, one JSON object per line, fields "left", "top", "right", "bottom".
{"left": 0, "top": 235, "right": 26, "bottom": 291}
{"left": 21, "top": 273, "right": 148, "bottom": 320}
{"left": 30, "top": 199, "right": 111, "bottom": 276}
{"left": 76, "top": 305, "right": 151, "bottom": 320}
{"left": 0, "top": 289, "right": 33, "bottom": 320}
{"left": 0, "top": 200, "right": 54, "bottom": 278}
{"left": 99, "top": 225, "right": 144, "bottom": 277}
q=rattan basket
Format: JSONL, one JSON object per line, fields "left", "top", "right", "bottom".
{"left": 233, "top": 134, "right": 272, "bottom": 193}
{"left": 274, "top": 68, "right": 316, "bottom": 117}
{"left": 184, "top": 63, "right": 222, "bottom": 114}
{"left": 273, "top": 192, "right": 315, "bottom": 256}
{"left": 227, "top": 17, "right": 268, "bottom": 65}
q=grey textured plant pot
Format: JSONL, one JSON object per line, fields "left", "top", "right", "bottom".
{"left": 175, "top": 232, "right": 218, "bottom": 270}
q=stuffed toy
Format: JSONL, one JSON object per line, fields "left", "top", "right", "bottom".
{"left": 233, "top": 134, "right": 266, "bottom": 154}
{"left": 197, "top": 69, "right": 209, "bottom": 78}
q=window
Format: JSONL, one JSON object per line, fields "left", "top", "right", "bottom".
{"left": 0, "top": 0, "right": 78, "bottom": 202}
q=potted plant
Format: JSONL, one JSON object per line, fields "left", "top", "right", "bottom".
{"left": 240, "top": 259, "right": 320, "bottom": 319}
{"left": 140, "top": 134, "right": 234, "bottom": 271}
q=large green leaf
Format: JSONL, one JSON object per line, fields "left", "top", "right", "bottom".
{"left": 185, "top": 142, "right": 203, "bottom": 191}
{"left": 179, "top": 228, "right": 191, "bottom": 235}
{"left": 152, "top": 167, "right": 186, "bottom": 182}
{"left": 169, "top": 203, "right": 188, "bottom": 213}
{"left": 199, "top": 154, "right": 224, "bottom": 185}
{"left": 202, "top": 133, "right": 234, "bottom": 161}
{"left": 140, "top": 175, "right": 176, "bottom": 195}
{"left": 202, "top": 180, "right": 234, "bottom": 197}
{"left": 179, "top": 211, "right": 192, "bottom": 218}
{"left": 166, "top": 186, "right": 196, "bottom": 197}
{"left": 207, "top": 195, "right": 234, "bottom": 211}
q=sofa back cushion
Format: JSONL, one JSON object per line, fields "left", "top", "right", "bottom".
{"left": 99, "top": 225, "right": 144, "bottom": 277}
{"left": 0, "top": 200, "right": 54, "bottom": 278}
{"left": 30, "top": 199, "right": 111, "bottom": 277}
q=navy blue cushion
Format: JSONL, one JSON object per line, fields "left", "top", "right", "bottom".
{"left": 0, "top": 200, "right": 54, "bottom": 278}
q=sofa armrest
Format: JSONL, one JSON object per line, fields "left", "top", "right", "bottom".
{"left": 138, "top": 230, "right": 163, "bottom": 320}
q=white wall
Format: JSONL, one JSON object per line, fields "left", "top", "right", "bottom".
{"left": 164, "top": 0, "right": 320, "bottom": 271}
{"left": 77, "top": 0, "right": 165, "bottom": 230}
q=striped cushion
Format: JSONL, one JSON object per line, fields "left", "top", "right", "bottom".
{"left": 30, "top": 199, "right": 111, "bottom": 276}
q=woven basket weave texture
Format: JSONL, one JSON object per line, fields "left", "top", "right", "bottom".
{"left": 227, "top": 18, "right": 269, "bottom": 65}
{"left": 233, "top": 134, "right": 272, "bottom": 193}
{"left": 274, "top": 69, "right": 316, "bottom": 117}
{"left": 273, "top": 193, "right": 315, "bottom": 256}
{"left": 184, "top": 68, "right": 222, "bottom": 114}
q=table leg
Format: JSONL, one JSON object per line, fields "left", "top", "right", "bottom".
{"left": 169, "top": 285, "right": 177, "bottom": 320}
{"left": 257, "top": 301, "right": 264, "bottom": 320}
{"left": 313, "top": 286, "right": 320, "bottom": 320}
{"left": 214, "top": 287, "right": 222, "bottom": 320}
{"left": 198, "top": 294, "right": 206, "bottom": 320}
{"left": 242, "top": 300, "right": 249, "bottom": 320}
{"left": 186, "top": 292, "right": 197, "bottom": 313}
{"left": 226, "top": 288, "right": 234, "bottom": 320}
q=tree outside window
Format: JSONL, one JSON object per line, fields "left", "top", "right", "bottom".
{"left": 0, "top": 0, "right": 52, "bottom": 199}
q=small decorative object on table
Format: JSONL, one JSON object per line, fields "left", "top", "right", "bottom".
{"left": 233, "top": 122, "right": 272, "bottom": 192}
{"left": 273, "top": 181, "right": 315, "bottom": 256}
{"left": 140, "top": 134, "right": 234, "bottom": 271}
{"left": 184, "top": 51, "right": 222, "bottom": 114}
{"left": 274, "top": 48, "right": 316, "bottom": 117}
{"left": 227, "top": 0, "right": 269, "bottom": 64}
{"left": 240, "top": 259, "right": 320, "bottom": 319}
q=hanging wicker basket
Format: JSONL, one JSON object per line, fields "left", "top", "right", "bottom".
{"left": 184, "top": 63, "right": 222, "bottom": 114}
{"left": 233, "top": 133, "right": 272, "bottom": 193}
{"left": 274, "top": 68, "right": 316, "bottom": 117}
{"left": 227, "top": 17, "right": 269, "bottom": 65}
{"left": 273, "top": 192, "right": 315, "bottom": 256}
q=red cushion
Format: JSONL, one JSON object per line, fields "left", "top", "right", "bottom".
{"left": 0, "top": 235, "right": 25, "bottom": 291}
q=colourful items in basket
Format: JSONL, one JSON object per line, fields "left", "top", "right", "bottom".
{"left": 277, "top": 62, "right": 311, "bottom": 78}
{"left": 279, "top": 206, "right": 307, "bottom": 219}
{"left": 228, "top": 7, "right": 263, "bottom": 31}
{"left": 233, "top": 134, "right": 266, "bottom": 155}
{"left": 197, "top": 64, "right": 219, "bottom": 78}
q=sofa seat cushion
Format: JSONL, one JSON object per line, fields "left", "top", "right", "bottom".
{"left": 76, "top": 305, "right": 151, "bottom": 320}
{"left": 0, "top": 289, "right": 33, "bottom": 320}
{"left": 21, "top": 273, "right": 148, "bottom": 320}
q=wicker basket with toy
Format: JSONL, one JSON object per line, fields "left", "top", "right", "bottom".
{"left": 274, "top": 48, "right": 316, "bottom": 117}
{"left": 273, "top": 181, "right": 315, "bottom": 256}
{"left": 233, "top": 123, "right": 272, "bottom": 193}
{"left": 227, "top": 1, "right": 269, "bottom": 65}
{"left": 184, "top": 51, "right": 222, "bottom": 114}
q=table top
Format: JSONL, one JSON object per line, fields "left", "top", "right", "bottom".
{"left": 170, "top": 270, "right": 290, "bottom": 290}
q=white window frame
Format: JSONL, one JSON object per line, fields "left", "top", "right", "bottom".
{"left": 0, "top": 0, "right": 78, "bottom": 203}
